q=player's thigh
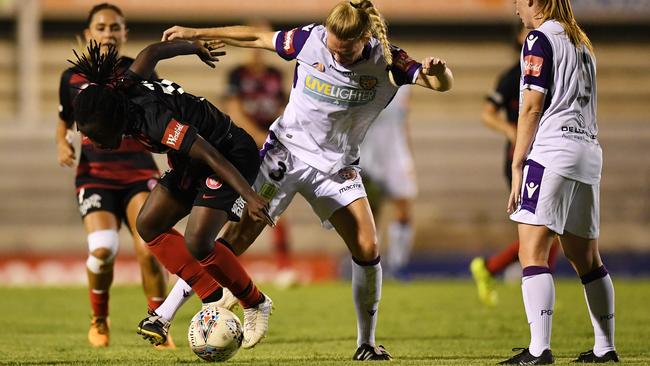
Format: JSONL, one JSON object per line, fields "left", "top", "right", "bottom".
{"left": 83, "top": 211, "right": 119, "bottom": 233}
{"left": 517, "top": 223, "right": 556, "bottom": 268}
{"left": 124, "top": 190, "right": 152, "bottom": 254}
{"left": 137, "top": 183, "right": 192, "bottom": 241}
{"left": 329, "top": 197, "right": 378, "bottom": 261}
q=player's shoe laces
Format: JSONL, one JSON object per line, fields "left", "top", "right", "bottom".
{"left": 242, "top": 294, "right": 273, "bottom": 349}
{"left": 572, "top": 350, "right": 619, "bottom": 363}
{"left": 88, "top": 316, "right": 110, "bottom": 347}
{"left": 470, "top": 257, "right": 498, "bottom": 306}
{"left": 499, "top": 348, "right": 554, "bottom": 365}
{"left": 202, "top": 287, "right": 239, "bottom": 311}
{"left": 137, "top": 310, "right": 170, "bottom": 346}
{"left": 353, "top": 344, "right": 392, "bottom": 361}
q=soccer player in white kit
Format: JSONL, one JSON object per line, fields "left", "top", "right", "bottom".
{"left": 500, "top": 0, "right": 618, "bottom": 364}
{"left": 162, "top": 0, "right": 453, "bottom": 360}
{"left": 360, "top": 87, "right": 417, "bottom": 279}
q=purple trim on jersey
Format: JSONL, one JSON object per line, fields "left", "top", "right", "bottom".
{"left": 580, "top": 265, "right": 608, "bottom": 285}
{"left": 292, "top": 63, "right": 299, "bottom": 88}
{"left": 274, "top": 24, "right": 315, "bottom": 61}
{"left": 389, "top": 46, "right": 422, "bottom": 86}
{"left": 259, "top": 131, "right": 278, "bottom": 158}
{"left": 520, "top": 159, "right": 545, "bottom": 214}
{"left": 522, "top": 30, "right": 553, "bottom": 92}
{"left": 523, "top": 265, "right": 551, "bottom": 277}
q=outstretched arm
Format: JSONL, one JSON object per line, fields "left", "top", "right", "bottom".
{"left": 162, "top": 26, "right": 276, "bottom": 51}
{"left": 129, "top": 40, "right": 225, "bottom": 79}
{"left": 188, "top": 136, "right": 274, "bottom": 227}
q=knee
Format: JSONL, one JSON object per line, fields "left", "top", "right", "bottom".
{"left": 184, "top": 232, "right": 214, "bottom": 261}
{"left": 222, "top": 224, "right": 255, "bottom": 256}
{"left": 353, "top": 235, "right": 379, "bottom": 262}
{"left": 136, "top": 211, "right": 160, "bottom": 243}
{"left": 86, "top": 230, "right": 119, "bottom": 274}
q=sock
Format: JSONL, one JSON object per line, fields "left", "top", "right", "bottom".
{"left": 352, "top": 256, "right": 382, "bottom": 347}
{"left": 386, "top": 221, "right": 413, "bottom": 274}
{"left": 581, "top": 266, "right": 615, "bottom": 356}
{"left": 522, "top": 266, "right": 554, "bottom": 357}
{"left": 272, "top": 219, "right": 291, "bottom": 269}
{"left": 199, "top": 239, "right": 262, "bottom": 308}
{"left": 154, "top": 279, "right": 194, "bottom": 322}
{"left": 146, "top": 229, "right": 220, "bottom": 300}
{"left": 486, "top": 240, "right": 520, "bottom": 274}
{"left": 89, "top": 289, "right": 109, "bottom": 318}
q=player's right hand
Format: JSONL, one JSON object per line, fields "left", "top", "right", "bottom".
{"left": 245, "top": 193, "right": 275, "bottom": 228}
{"left": 194, "top": 40, "right": 226, "bottom": 68}
{"left": 57, "top": 142, "right": 76, "bottom": 167}
{"left": 162, "top": 26, "right": 198, "bottom": 41}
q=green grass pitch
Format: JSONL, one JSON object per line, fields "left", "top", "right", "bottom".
{"left": 0, "top": 280, "right": 648, "bottom": 365}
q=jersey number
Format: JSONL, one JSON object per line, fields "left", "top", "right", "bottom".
{"left": 269, "top": 162, "right": 287, "bottom": 182}
{"left": 576, "top": 50, "right": 593, "bottom": 107}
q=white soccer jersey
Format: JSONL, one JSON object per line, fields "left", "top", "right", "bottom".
{"left": 520, "top": 20, "right": 602, "bottom": 184}
{"left": 271, "top": 24, "right": 422, "bottom": 174}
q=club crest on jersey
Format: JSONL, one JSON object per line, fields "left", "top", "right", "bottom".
{"left": 206, "top": 177, "right": 223, "bottom": 190}
{"left": 359, "top": 75, "right": 378, "bottom": 90}
{"left": 523, "top": 55, "right": 543, "bottom": 77}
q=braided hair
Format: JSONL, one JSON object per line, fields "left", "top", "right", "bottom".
{"left": 68, "top": 40, "right": 129, "bottom": 149}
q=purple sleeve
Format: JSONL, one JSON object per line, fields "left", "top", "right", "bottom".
{"left": 389, "top": 45, "right": 422, "bottom": 86}
{"left": 521, "top": 30, "right": 553, "bottom": 93}
{"left": 274, "top": 24, "right": 316, "bottom": 61}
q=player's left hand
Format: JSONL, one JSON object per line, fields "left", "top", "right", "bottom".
{"left": 507, "top": 166, "right": 523, "bottom": 214}
{"left": 194, "top": 40, "right": 226, "bottom": 68}
{"left": 245, "top": 193, "right": 275, "bottom": 228}
{"left": 421, "top": 57, "right": 447, "bottom": 76}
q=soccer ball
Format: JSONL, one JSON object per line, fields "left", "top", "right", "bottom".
{"left": 188, "top": 305, "right": 243, "bottom": 362}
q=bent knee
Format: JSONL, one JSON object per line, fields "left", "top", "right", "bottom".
{"left": 87, "top": 230, "right": 119, "bottom": 273}
{"left": 136, "top": 212, "right": 161, "bottom": 243}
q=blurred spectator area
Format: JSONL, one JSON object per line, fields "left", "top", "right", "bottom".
{"left": 0, "top": 0, "right": 648, "bottom": 256}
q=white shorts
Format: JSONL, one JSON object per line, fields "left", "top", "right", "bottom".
{"left": 359, "top": 119, "right": 417, "bottom": 199}
{"left": 510, "top": 160, "right": 600, "bottom": 239}
{"left": 255, "top": 133, "right": 367, "bottom": 229}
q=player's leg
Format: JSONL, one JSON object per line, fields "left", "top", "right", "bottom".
{"left": 329, "top": 198, "right": 391, "bottom": 361}
{"left": 560, "top": 181, "right": 617, "bottom": 363}
{"left": 385, "top": 197, "right": 414, "bottom": 279}
{"left": 82, "top": 210, "right": 119, "bottom": 348}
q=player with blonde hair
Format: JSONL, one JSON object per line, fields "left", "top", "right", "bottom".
{"left": 500, "top": 0, "right": 618, "bottom": 363}
{"left": 161, "top": 0, "right": 453, "bottom": 360}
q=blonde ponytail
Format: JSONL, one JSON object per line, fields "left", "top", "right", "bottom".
{"left": 537, "top": 0, "right": 593, "bottom": 53}
{"left": 325, "top": 0, "right": 392, "bottom": 65}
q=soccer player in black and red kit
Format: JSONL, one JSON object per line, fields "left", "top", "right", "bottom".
{"left": 55, "top": 3, "right": 179, "bottom": 348}
{"left": 223, "top": 26, "right": 295, "bottom": 286}
{"left": 69, "top": 38, "right": 274, "bottom": 349}
{"left": 470, "top": 26, "right": 559, "bottom": 306}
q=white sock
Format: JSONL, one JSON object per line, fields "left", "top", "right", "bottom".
{"left": 522, "top": 268, "right": 554, "bottom": 357}
{"left": 583, "top": 271, "right": 615, "bottom": 356}
{"left": 155, "top": 278, "right": 193, "bottom": 322}
{"left": 352, "top": 258, "right": 382, "bottom": 347}
{"left": 387, "top": 221, "right": 413, "bottom": 273}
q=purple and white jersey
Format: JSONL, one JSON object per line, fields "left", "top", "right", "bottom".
{"left": 520, "top": 20, "right": 601, "bottom": 184}
{"left": 270, "top": 24, "right": 422, "bottom": 174}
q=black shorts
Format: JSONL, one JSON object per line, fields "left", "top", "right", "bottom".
{"left": 158, "top": 126, "right": 260, "bottom": 222}
{"left": 77, "top": 179, "right": 157, "bottom": 220}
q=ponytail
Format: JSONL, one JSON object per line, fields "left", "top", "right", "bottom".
{"left": 537, "top": 0, "right": 593, "bottom": 53}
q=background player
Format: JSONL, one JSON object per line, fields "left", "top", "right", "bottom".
{"left": 223, "top": 21, "right": 296, "bottom": 287}
{"left": 360, "top": 87, "right": 417, "bottom": 280}
{"left": 500, "top": 0, "right": 617, "bottom": 363}
{"left": 162, "top": 0, "right": 453, "bottom": 359}
{"left": 55, "top": 3, "right": 171, "bottom": 348}
{"left": 470, "top": 25, "right": 559, "bottom": 307}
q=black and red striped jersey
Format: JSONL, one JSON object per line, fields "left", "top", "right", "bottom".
{"left": 58, "top": 57, "right": 159, "bottom": 190}
{"left": 226, "top": 65, "right": 285, "bottom": 130}
{"left": 120, "top": 71, "right": 234, "bottom": 168}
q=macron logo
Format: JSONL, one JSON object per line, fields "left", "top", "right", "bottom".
{"left": 525, "top": 182, "right": 539, "bottom": 198}
{"left": 163, "top": 120, "right": 188, "bottom": 150}
{"left": 526, "top": 34, "right": 539, "bottom": 51}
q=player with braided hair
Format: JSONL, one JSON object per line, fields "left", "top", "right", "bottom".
{"left": 162, "top": 0, "right": 453, "bottom": 360}
{"left": 69, "top": 39, "right": 275, "bottom": 349}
